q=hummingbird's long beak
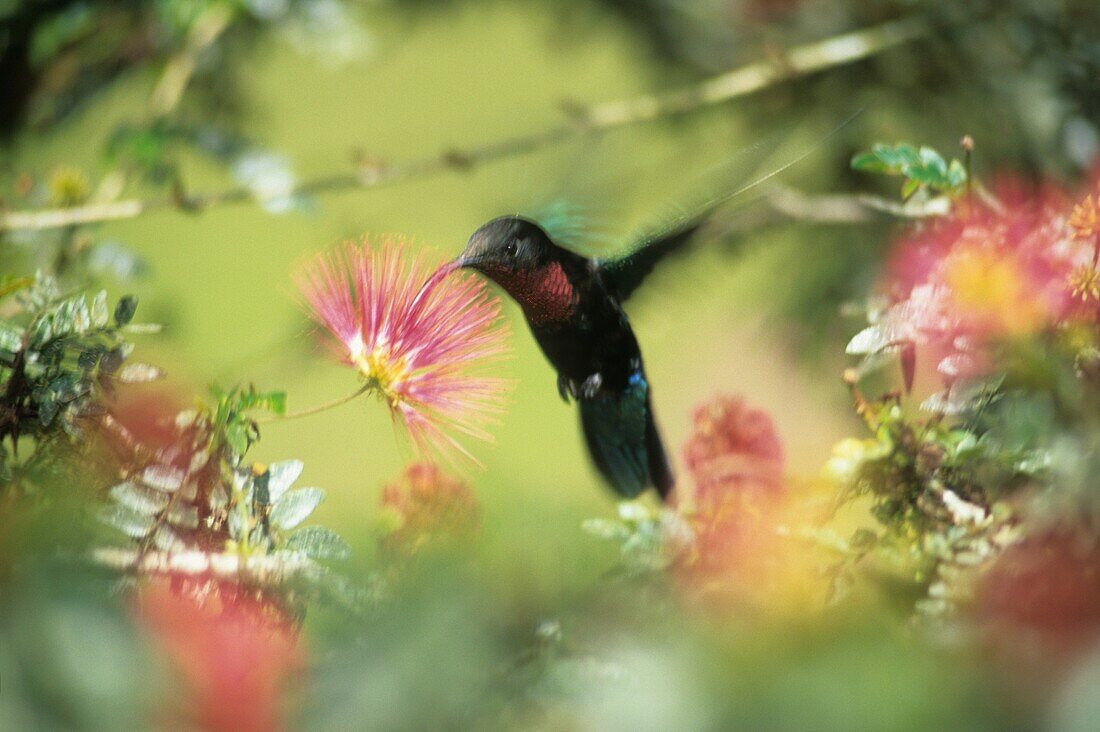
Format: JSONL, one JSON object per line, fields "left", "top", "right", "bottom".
{"left": 452, "top": 253, "right": 483, "bottom": 270}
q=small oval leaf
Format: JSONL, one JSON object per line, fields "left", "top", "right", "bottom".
{"left": 139, "top": 465, "right": 186, "bottom": 493}
{"left": 114, "top": 295, "right": 138, "bottom": 325}
{"left": 110, "top": 481, "right": 169, "bottom": 515}
{"left": 98, "top": 505, "right": 155, "bottom": 539}
{"left": 117, "top": 363, "right": 165, "bottom": 384}
{"left": 265, "top": 460, "right": 303, "bottom": 504}
{"left": 284, "top": 525, "right": 350, "bottom": 560}
{"left": 271, "top": 488, "right": 325, "bottom": 530}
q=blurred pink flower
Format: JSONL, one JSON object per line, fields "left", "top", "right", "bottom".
{"left": 378, "top": 462, "right": 480, "bottom": 557}
{"left": 680, "top": 395, "right": 786, "bottom": 581}
{"left": 137, "top": 580, "right": 303, "bottom": 732}
{"left": 976, "top": 528, "right": 1100, "bottom": 666}
{"left": 683, "top": 395, "right": 785, "bottom": 515}
{"left": 296, "top": 237, "right": 510, "bottom": 459}
{"left": 853, "top": 178, "right": 1100, "bottom": 392}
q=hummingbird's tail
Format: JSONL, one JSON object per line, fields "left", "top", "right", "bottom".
{"left": 579, "top": 371, "right": 674, "bottom": 500}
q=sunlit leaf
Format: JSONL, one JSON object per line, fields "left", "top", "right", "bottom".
{"left": 139, "top": 465, "right": 186, "bottom": 492}
{"left": 153, "top": 526, "right": 184, "bottom": 551}
{"left": 266, "top": 460, "right": 303, "bottom": 504}
{"left": 98, "top": 504, "right": 155, "bottom": 539}
{"left": 109, "top": 481, "right": 169, "bottom": 515}
{"left": 284, "top": 525, "right": 350, "bottom": 560}
{"left": 0, "top": 322, "right": 23, "bottom": 352}
{"left": 90, "top": 290, "right": 109, "bottom": 328}
{"left": 117, "top": 363, "right": 165, "bottom": 383}
{"left": 271, "top": 488, "right": 325, "bottom": 530}
{"left": 166, "top": 503, "right": 199, "bottom": 530}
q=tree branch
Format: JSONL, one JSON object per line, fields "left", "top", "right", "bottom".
{"left": 0, "top": 16, "right": 930, "bottom": 234}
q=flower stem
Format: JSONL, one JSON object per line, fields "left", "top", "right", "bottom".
{"left": 255, "top": 383, "right": 372, "bottom": 424}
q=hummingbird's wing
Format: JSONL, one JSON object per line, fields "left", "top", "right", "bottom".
{"left": 598, "top": 109, "right": 863, "bottom": 302}
{"left": 598, "top": 216, "right": 710, "bottom": 302}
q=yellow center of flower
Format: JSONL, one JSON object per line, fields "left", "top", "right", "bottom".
{"left": 353, "top": 346, "right": 412, "bottom": 407}
{"left": 943, "top": 247, "right": 1045, "bottom": 335}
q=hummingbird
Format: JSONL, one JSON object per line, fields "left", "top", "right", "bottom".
{"left": 455, "top": 215, "right": 706, "bottom": 500}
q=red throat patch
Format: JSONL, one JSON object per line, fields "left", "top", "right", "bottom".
{"left": 494, "top": 261, "right": 577, "bottom": 325}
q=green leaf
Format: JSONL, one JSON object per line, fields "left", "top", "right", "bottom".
{"left": 114, "top": 295, "right": 138, "bottom": 326}
{"left": 122, "top": 323, "right": 164, "bottom": 335}
{"left": 68, "top": 296, "right": 91, "bottom": 334}
{"left": 98, "top": 504, "right": 155, "bottom": 539}
{"left": 227, "top": 505, "right": 246, "bottom": 541}
{"left": 78, "top": 347, "right": 102, "bottom": 369}
{"left": 139, "top": 465, "right": 186, "bottom": 493}
{"left": 916, "top": 146, "right": 948, "bottom": 178}
{"left": 117, "top": 363, "right": 165, "bottom": 384}
{"left": 153, "top": 526, "right": 184, "bottom": 551}
{"left": 225, "top": 423, "right": 251, "bottom": 456}
{"left": 166, "top": 503, "right": 199, "bottom": 530}
{"left": 901, "top": 177, "right": 922, "bottom": 200}
{"left": 50, "top": 373, "right": 85, "bottom": 402}
{"left": 284, "top": 526, "right": 350, "bottom": 560}
{"left": 265, "top": 460, "right": 303, "bottom": 504}
{"left": 271, "top": 488, "right": 325, "bottom": 530}
{"left": 581, "top": 518, "right": 629, "bottom": 541}
{"left": 28, "top": 314, "right": 53, "bottom": 347}
{"left": 0, "top": 322, "right": 24, "bottom": 352}
{"left": 946, "top": 159, "right": 968, "bottom": 190}
{"left": 38, "top": 393, "right": 58, "bottom": 426}
{"left": 90, "top": 290, "right": 109, "bottom": 328}
{"left": 875, "top": 143, "right": 920, "bottom": 169}
{"left": 266, "top": 391, "right": 287, "bottom": 415}
{"left": 110, "top": 481, "right": 169, "bottom": 515}
{"left": 850, "top": 151, "right": 889, "bottom": 173}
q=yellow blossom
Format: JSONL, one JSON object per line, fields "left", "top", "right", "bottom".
{"left": 1068, "top": 264, "right": 1100, "bottom": 302}
{"left": 1069, "top": 193, "right": 1100, "bottom": 240}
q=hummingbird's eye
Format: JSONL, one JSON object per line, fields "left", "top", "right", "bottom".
{"left": 504, "top": 241, "right": 518, "bottom": 257}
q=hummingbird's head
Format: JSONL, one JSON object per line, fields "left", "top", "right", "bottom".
{"left": 454, "top": 216, "right": 553, "bottom": 280}
{"left": 454, "top": 216, "right": 578, "bottom": 324}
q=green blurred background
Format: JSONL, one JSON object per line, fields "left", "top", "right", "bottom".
{"left": 6, "top": 1, "right": 876, "bottom": 581}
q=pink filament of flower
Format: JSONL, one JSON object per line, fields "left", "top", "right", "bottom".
{"left": 296, "top": 238, "right": 510, "bottom": 459}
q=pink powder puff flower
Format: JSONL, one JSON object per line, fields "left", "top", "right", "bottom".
{"left": 295, "top": 237, "right": 511, "bottom": 460}
{"left": 851, "top": 176, "right": 1100, "bottom": 394}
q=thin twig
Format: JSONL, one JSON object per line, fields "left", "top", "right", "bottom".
{"left": 148, "top": 4, "right": 235, "bottom": 119}
{"left": 0, "top": 16, "right": 931, "bottom": 234}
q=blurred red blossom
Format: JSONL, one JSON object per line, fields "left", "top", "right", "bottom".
{"left": 136, "top": 580, "right": 304, "bottom": 732}
{"left": 683, "top": 394, "right": 785, "bottom": 514}
{"left": 296, "top": 237, "right": 511, "bottom": 460}
{"left": 976, "top": 529, "right": 1100, "bottom": 654}
{"left": 378, "top": 462, "right": 480, "bottom": 557}
{"left": 854, "top": 179, "right": 1100, "bottom": 389}
{"left": 107, "top": 386, "right": 185, "bottom": 454}
{"left": 678, "top": 395, "right": 791, "bottom": 600}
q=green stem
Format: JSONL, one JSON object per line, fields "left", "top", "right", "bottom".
{"left": 254, "top": 383, "right": 372, "bottom": 425}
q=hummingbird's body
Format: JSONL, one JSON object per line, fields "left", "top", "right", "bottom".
{"left": 457, "top": 216, "right": 703, "bottom": 499}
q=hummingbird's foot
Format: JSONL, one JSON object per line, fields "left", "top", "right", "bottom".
{"left": 557, "top": 374, "right": 576, "bottom": 403}
{"left": 579, "top": 372, "right": 603, "bottom": 399}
